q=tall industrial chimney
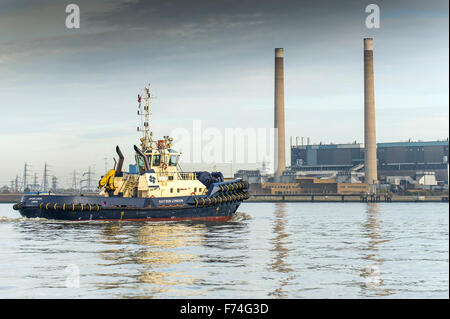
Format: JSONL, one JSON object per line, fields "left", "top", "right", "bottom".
{"left": 274, "top": 48, "right": 286, "bottom": 179}
{"left": 364, "top": 38, "right": 378, "bottom": 193}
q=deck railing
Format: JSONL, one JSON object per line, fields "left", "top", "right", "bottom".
{"left": 177, "top": 172, "right": 196, "bottom": 180}
{"left": 159, "top": 172, "right": 197, "bottom": 181}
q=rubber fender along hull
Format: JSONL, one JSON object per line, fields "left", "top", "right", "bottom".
{"left": 15, "top": 194, "right": 241, "bottom": 221}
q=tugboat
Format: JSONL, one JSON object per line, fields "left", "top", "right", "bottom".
{"left": 13, "top": 86, "right": 249, "bottom": 221}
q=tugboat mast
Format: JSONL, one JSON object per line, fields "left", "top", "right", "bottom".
{"left": 138, "top": 86, "right": 154, "bottom": 151}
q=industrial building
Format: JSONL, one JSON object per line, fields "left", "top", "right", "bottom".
{"left": 234, "top": 169, "right": 370, "bottom": 195}
{"left": 290, "top": 139, "right": 449, "bottom": 183}
{"left": 260, "top": 177, "right": 368, "bottom": 195}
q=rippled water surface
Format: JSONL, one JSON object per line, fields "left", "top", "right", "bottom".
{"left": 0, "top": 202, "right": 448, "bottom": 298}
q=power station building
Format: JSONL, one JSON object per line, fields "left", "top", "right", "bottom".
{"left": 290, "top": 140, "right": 449, "bottom": 183}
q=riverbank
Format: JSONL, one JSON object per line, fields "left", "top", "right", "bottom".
{"left": 2, "top": 193, "right": 448, "bottom": 203}
{"left": 247, "top": 195, "right": 449, "bottom": 203}
{"left": 0, "top": 194, "right": 22, "bottom": 203}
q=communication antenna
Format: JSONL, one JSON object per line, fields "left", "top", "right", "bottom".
{"left": 137, "top": 85, "right": 156, "bottom": 151}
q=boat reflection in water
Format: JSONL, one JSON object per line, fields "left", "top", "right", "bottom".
{"left": 136, "top": 222, "right": 206, "bottom": 294}
{"left": 268, "top": 203, "right": 295, "bottom": 298}
{"left": 360, "top": 203, "right": 393, "bottom": 296}
{"left": 99, "top": 221, "right": 207, "bottom": 297}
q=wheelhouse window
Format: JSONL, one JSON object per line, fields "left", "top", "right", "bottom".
{"left": 136, "top": 155, "right": 145, "bottom": 174}
{"left": 169, "top": 155, "right": 179, "bottom": 166}
{"left": 152, "top": 154, "right": 161, "bottom": 166}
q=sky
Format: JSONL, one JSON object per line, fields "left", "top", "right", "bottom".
{"left": 0, "top": 0, "right": 448, "bottom": 187}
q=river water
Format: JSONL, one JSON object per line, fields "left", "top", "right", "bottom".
{"left": 0, "top": 202, "right": 448, "bottom": 298}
